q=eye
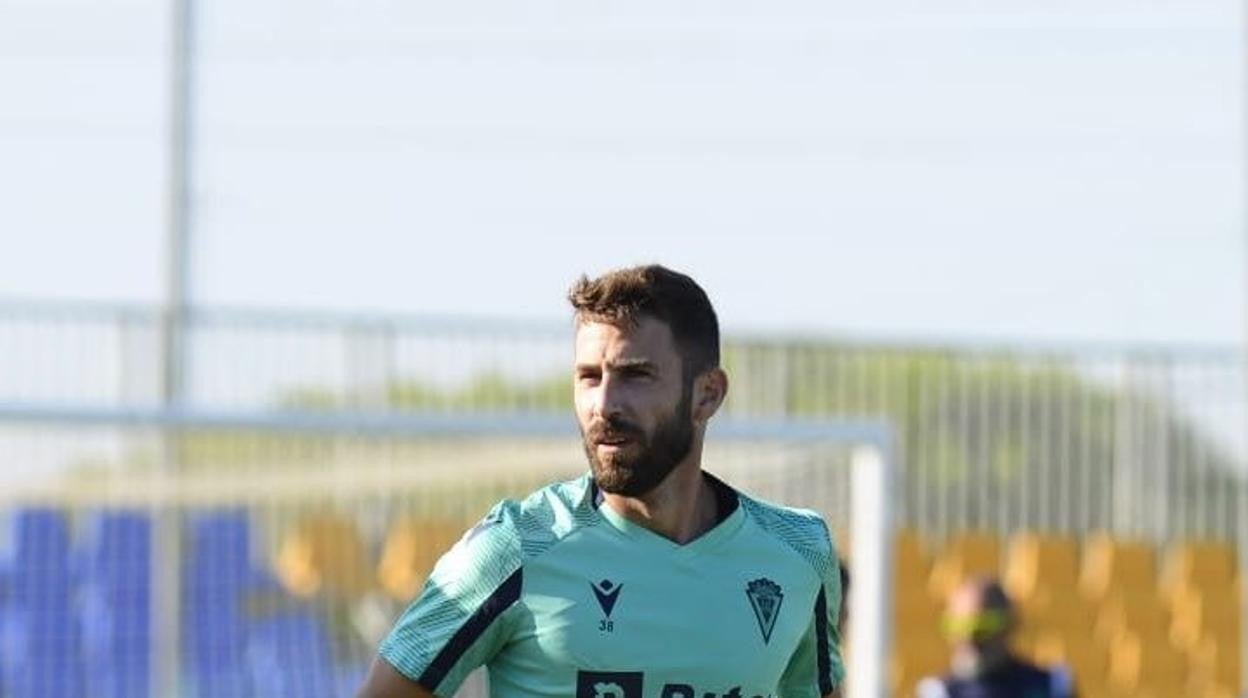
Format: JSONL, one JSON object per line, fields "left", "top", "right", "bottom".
{"left": 576, "top": 368, "right": 601, "bottom": 384}
{"left": 621, "top": 366, "right": 654, "bottom": 380}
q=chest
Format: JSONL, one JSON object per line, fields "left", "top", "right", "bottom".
{"left": 500, "top": 530, "right": 819, "bottom": 696}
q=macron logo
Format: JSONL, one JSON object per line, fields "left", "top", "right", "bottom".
{"left": 591, "top": 579, "right": 623, "bottom": 617}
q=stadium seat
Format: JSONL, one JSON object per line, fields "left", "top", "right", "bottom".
{"left": 0, "top": 508, "right": 84, "bottom": 698}
{"left": 1080, "top": 533, "right": 1157, "bottom": 601}
{"left": 183, "top": 510, "right": 258, "bottom": 698}
{"left": 78, "top": 510, "right": 152, "bottom": 698}
{"left": 1015, "top": 585, "right": 1096, "bottom": 639}
{"left": 1169, "top": 584, "right": 1240, "bottom": 651}
{"left": 246, "top": 609, "right": 336, "bottom": 698}
{"left": 1094, "top": 591, "right": 1170, "bottom": 646}
{"left": 1162, "top": 539, "right": 1236, "bottom": 597}
{"left": 377, "top": 517, "right": 465, "bottom": 601}
{"left": 276, "top": 514, "right": 374, "bottom": 601}
{"left": 1188, "top": 634, "right": 1242, "bottom": 697}
{"left": 1003, "top": 533, "right": 1078, "bottom": 605}
{"left": 1106, "top": 629, "right": 1187, "bottom": 696}
{"left": 927, "top": 531, "right": 1001, "bottom": 599}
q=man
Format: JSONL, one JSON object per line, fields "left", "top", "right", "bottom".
{"left": 918, "top": 578, "right": 1074, "bottom": 698}
{"left": 357, "top": 265, "right": 845, "bottom": 698}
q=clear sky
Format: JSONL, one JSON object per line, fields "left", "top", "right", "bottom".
{"left": 1, "top": 0, "right": 1242, "bottom": 345}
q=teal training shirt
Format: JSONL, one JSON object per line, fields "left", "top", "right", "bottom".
{"left": 379, "top": 472, "right": 845, "bottom": 698}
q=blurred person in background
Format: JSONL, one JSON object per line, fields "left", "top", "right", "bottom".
{"left": 357, "top": 264, "right": 846, "bottom": 698}
{"left": 918, "top": 577, "right": 1073, "bottom": 698}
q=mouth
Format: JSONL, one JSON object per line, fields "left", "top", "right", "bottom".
{"left": 592, "top": 432, "right": 637, "bottom": 450}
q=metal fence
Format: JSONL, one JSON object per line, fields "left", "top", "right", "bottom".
{"left": 2, "top": 300, "right": 1244, "bottom": 545}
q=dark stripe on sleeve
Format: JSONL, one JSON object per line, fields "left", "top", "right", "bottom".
{"left": 418, "top": 568, "right": 523, "bottom": 691}
{"left": 814, "top": 585, "right": 834, "bottom": 696}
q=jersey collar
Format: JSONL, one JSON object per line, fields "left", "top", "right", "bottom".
{"left": 586, "top": 470, "right": 744, "bottom": 553}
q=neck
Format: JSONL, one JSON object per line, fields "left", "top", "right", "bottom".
{"left": 602, "top": 457, "right": 719, "bottom": 544}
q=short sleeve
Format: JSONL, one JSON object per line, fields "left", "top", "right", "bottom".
{"left": 777, "top": 524, "right": 845, "bottom": 697}
{"left": 378, "top": 503, "right": 524, "bottom": 697}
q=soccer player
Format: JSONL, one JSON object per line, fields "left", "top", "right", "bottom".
{"left": 357, "top": 265, "right": 845, "bottom": 698}
{"left": 917, "top": 578, "right": 1074, "bottom": 698}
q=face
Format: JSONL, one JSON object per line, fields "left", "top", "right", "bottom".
{"left": 944, "top": 583, "right": 1012, "bottom": 677}
{"left": 574, "top": 316, "right": 695, "bottom": 497}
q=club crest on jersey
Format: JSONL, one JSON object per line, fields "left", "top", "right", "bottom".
{"left": 745, "top": 578, "right": 784, "bottom": 644}
{"left": 591, "top": 579, "right": 623, "bottom": 618}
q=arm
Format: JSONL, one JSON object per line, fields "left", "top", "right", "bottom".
{"left": 778, "top": 522, "right": 846, "bottom": 698}
{"left": 360, "top": 504, "right": 522, "bottom": 698}
{"left": 356, "top": 657, "right": 438, "bottom": 698}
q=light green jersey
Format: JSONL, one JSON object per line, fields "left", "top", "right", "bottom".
{"left": 379, "top": 472, "right": 844, "bottom": 698}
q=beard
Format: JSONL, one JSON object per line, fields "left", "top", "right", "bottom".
{"left": 581, "top": 388, "right": 694, "bottom": 498}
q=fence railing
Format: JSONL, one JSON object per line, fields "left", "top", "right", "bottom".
{"left": 2, "top": 300, "right": 1244, "bottom": 544}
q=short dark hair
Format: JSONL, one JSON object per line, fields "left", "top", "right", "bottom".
{"left": 568, "top": 264, "right": 720, "bottom": 379}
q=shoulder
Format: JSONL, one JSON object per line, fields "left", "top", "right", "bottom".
{"left": 738, "top": 492, "right": 838, "bottom": 578}
{"left": 472, "top": 473, "right": 599, "bottom": 561}
{"left": 427, "top": 474, "right": 598, "bottom": 595}
{"left": 1011, "top": 659, "right": 1073, "bottom": 696}
{"left": 1047, "top": 665, "right": 1074, "bottom": 696}
{"left": 1009, "top": 657, "right": 1063, "bottom": 680}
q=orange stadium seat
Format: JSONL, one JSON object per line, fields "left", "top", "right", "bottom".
{"left": 1004, "top": 533, "right": 1079, "bottom": 605}
{"left": 1106, "top": 629, "right": 1188, "bottom": 697}
{"left": 377, "top": 517, "right": 466, "bottom": 601}
{"left": 1169, "top": 584, "right": 1240, "bottom": 651}
{"left": 1016, "top": 585, "right": 1097, "bottom": 639}
{"left": 1094, "top": 591, "right": 1170, "bottom": 646}
{"left": 275, "top": 514, "right": 375, "bottom": 600}
{"left": 928, "top": 531, "right": 1001, "bottom": 599}
{"left": 1163, "top": 539, "right": 1236, "bottom": 597}
{"left": 1062, "top": 632, "right": 1108, "bottom": 696}
{"left": 1080, "top": 533, "right": 1158, "bottom": 601}
{"left": 1188, "top": 634, "right": 1242, "bottom": 696}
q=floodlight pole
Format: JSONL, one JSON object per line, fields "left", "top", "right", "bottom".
{"left": 155, "top": 0, "right": 195, "bottom": 694}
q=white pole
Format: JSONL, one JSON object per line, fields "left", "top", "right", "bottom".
{"left": 848, "top": 445, "right": 894, "bottom": 698}
{"left": 155, "top": 0, "right": 194, "bottom": 694}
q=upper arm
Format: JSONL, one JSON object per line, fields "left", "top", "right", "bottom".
{"left": 356, "top": 657, "right": 439, "bottom": 698}
{"left": 372, "top": 504, "right": 524, "bottom": 697}
{"left": 778, "top": 523, "right": 845, "bottom": 698}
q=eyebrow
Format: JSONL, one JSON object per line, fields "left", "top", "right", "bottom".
{"left": 575, "top": 358, "right": 658, "bottom": 371}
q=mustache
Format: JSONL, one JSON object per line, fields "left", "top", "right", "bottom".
{"left": 586, "top": 418, "right": 644, "bottom": 443}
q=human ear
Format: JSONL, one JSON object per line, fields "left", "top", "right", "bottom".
{"left": 691, "top": 368, "right": 728, "bottom": 425}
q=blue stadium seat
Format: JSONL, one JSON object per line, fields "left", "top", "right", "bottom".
{"left": 0, "top": 508, "right": 83, "bottom": 698}
{"left": 246, "top": 610, "right": 335, "bottom": 698}
{"left": 183, "top": 510, "right": 257, "bottom": 698}
{"left": 78, "top": 511, "right": 152, "bottom": 698}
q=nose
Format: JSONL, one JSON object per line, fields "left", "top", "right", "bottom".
{"left": 591, "top": 373, "right": 625, "bottom": 422}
